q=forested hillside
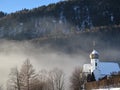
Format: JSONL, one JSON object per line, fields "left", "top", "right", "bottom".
{"left": 0, "top": 0, "right": 120, "bottom": 60}
{"left": 0, "top": 0, "right": 120, "bottom": 40}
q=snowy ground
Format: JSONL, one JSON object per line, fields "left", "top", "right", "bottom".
{"left": 93, "top": 88, "right": 120, "bottom": 90}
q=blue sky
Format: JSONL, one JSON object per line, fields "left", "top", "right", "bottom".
{"left": 0, "top": 0, "right": 63, "bottom": 13}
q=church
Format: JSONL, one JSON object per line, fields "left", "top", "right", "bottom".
{"left": 83, "top": 50, "right": 120, "bottom": 81}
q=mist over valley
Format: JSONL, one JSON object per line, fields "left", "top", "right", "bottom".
{"left": 0, "top": 0, "right": 120, "bottom": 90}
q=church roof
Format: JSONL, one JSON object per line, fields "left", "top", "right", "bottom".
{"left": 99, "top": 62, "right": 120, "bottom": 75}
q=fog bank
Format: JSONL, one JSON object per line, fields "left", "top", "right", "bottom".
{"left": 0, "top": 40, "right": 87, "bottom": 87}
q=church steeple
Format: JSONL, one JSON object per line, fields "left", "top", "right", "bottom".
{"left": 90, "top": 50, "right": 99, "bottom": 59}
{"left": 90, "top": 50, "right": 100, "bottom": 75}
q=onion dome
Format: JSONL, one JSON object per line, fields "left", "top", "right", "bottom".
{"left": 90, "top": 50, "right": 99, "bottom": 59}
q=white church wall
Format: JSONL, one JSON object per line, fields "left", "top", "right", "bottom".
{"left": 83, "top": 64, "right": 91, "bottom": 73}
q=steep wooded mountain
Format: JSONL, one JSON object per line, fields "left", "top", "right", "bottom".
{"left": 0, "top": 0, "right": 120, "bottom": 40}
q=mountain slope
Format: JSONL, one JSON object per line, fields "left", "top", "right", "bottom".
{"left": 0, "top": 0, "right": 120, "bottom": 40}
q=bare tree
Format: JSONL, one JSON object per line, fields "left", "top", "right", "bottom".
{"left": 20, "top": 59, "right": 37, "bottom": 90}
{"left": 29, "top": 77, "right": 44, "bottom": 90}
{"left": 37, "top": 68, "right": 65, "bottom": 90}
{"left": 7, "top": 59, "right": 65, "bottom": 90}
{"left": 49, "top": 68, "right": 65, "bottom": 90}
{"left": 8, "top": 67, "right": 21, "bottom": 90}
{"left": 38, "top": 69, "right": 51, "bottom": 90}
{"left": 70, "top": 67, "right": 86, "bottom": 90}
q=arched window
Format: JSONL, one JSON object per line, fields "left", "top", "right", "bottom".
{"left": 95, "top": 62, "right": 97, "bottom": 66}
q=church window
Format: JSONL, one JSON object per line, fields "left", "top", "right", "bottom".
{"left": 95, "top": 62, "right": 97, "bottom": 66}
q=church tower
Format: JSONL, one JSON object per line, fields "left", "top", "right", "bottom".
{"left": 90, "top": 50, "right": 99, "bottom": 72}
{"left": 90, "top": 50, "right": 101, "bottom": 80}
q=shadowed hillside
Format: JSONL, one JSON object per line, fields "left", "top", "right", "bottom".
{"left": 0, "top": 0, "right": 120, "bottom": 40}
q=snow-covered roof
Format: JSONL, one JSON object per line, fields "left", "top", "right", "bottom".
{"left": 99, "top": 62, "right": 120, "bottom": 75}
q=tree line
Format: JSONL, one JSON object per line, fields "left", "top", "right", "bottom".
{"left": 2, "top": 59, "right": 86, "bottom": 90}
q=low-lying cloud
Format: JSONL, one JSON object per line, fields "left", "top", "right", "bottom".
{"left": 0, "top": 37, "right": 120, "bottom": 90}
{"left": 0, "top": 40, "right": 87, "bottom": 88}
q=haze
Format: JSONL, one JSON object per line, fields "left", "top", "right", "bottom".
{"left": 0, "top": 40, "right": 87, "bottom": 87}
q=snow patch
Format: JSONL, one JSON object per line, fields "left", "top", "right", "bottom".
{"left": 93, "top": 87, "right": 120, "bottom": 90}
{"left": 110, "top": 14, "right": 114, "bottom": 22}
{"left": 73, "top": 6, "right": 79, "bottom": 11}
